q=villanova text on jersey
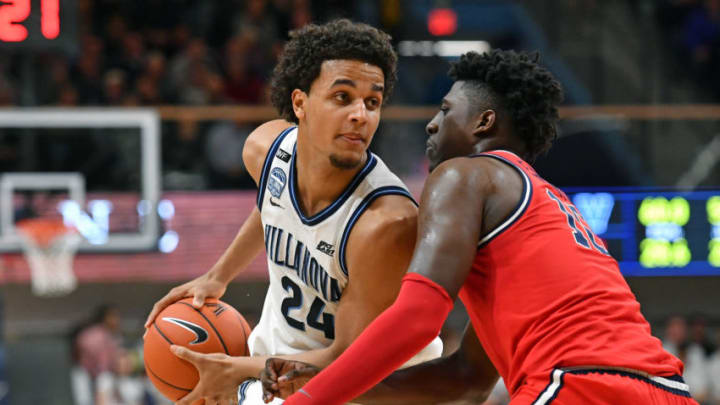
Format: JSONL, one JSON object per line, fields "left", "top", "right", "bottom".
{"left": 264, "top": 224, "right": 343, "bottom": 304}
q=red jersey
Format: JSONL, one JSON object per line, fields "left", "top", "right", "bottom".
{"left": 459, "top": 150, "right": 683, "bottom": 395}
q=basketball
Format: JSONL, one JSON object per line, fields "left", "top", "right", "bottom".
{"left": 143, "top": 298, "right": 252, "bottom": 402}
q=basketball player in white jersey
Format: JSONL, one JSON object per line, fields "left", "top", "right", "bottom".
{"left": 144, "top": 19, "right": 442, "bottom": 405}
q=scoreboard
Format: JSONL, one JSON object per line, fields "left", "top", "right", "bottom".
{"left": 566, "top": 188, "right": 720, "bottom": 276}
{"left": 0, "top": 0, "right": 77, "bottom": 52}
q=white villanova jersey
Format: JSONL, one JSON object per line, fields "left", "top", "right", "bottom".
{"left": 248, "top": 126, "right": 442, "bottom": 367}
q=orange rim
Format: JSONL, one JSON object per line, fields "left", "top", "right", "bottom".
{"left": 16, "top": 218, "right": 74, "bottom": 247}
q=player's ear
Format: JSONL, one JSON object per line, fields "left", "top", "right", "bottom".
{"left": 472, "top": 110, "right": 496, "bottom": 138}
{"left": 291, "top": 89, "right": 307, "bottom": 120}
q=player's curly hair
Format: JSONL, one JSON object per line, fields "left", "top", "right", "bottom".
{"left": 449, "top": 50, "right": 563, "bottom": 162}
{"left": 270, "top": 19, "right": 398, "bottom": 123}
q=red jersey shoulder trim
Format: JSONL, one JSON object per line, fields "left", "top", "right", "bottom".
{"left": 470, "top": 151, "right": 533, "bottom": 248}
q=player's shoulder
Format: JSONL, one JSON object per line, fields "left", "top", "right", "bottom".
{"left": 243, "top": 119, "right": 295, "bottom": 183}
{"left": 427, "top": 156, "right": 500, "bottom": 192}
{"left": 349, "top": 192, "right": 418, "bottom": 249}
{"left": 363, "top": 193, "right": 418, "bottom": 227}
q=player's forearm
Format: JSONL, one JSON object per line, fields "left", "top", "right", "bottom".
{"left": 284, "top": 274, "right": 453, "bottom": 405}
{"left": 235, "top": 348, "right": 338, "bottom": 380}
{"left": 356, "top": 352, "right": 491, "bottom": 405}
{"left": 275, "top": 346, "right": 342, "bottom": 369}
{"left": 207, "top": 207, "right": 265, "bottom": 284}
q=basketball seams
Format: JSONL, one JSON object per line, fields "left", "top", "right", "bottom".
{"left": 146, "top": 363, "right": 193, "bottom": 392}
{"left": 178, "top": 301, "right": 230, "bottom": 355}
{"left": 153, "top": 322, "right": 174, "bottom": 345}
{"left": 145, "top": 298, "right": 251, "bottom": 401}
{"left": 237, "top": 314, "right": 249, "bottom": 356}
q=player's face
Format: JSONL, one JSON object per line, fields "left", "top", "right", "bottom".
{"left": 296, "top": 60, "right": 384, "bottom": 169}
{"left": 425, "top": 82, "right": 480, "bottom": 171}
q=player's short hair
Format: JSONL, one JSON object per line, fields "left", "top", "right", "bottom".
{"left": 449, "top": 50, "right": 563, "bottom": 162}
{"left": 271, "top": 19, "right": 398, "bottom": 123}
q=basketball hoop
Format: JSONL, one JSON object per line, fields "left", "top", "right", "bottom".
{"left": 16, "top": 218, "right": 82, "bottom": 297}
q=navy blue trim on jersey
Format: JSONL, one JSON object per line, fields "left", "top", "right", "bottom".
{"left": 532, "top": 368, "right": 691, "bottom": 404}
{"left": 472, "top": 153, "right": 533, "bottom": 249}
{"left": 338, "top": 186, "right": 417, "bottom": 277}
{"left": 288, "top": 147, "right": 378, "bottom": 226}
{"left": 256, "top": 126, "right": 295, "bottom": 211}
{"left": 237, "top": 379, "right": 252, "bottom": 404}
{"left": 564, "top": 369, "right": 691, "bottom": 398}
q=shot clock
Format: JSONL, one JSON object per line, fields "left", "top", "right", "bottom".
{"left": 0, "top": 0, "right": 76, "bottom": 52}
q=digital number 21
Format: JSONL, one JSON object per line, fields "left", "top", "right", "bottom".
{"left": 0, "top": 0, "right": 60, "bottom": 42}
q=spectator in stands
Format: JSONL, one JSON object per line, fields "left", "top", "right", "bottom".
{"left": 223, "top": 35, "right": 267, "bottom": 104}
{"left": 231, "top": 0, "right": 281, "bottom": 73}
{"left": 690, "top": 314, "right": 717, "bottom": 358}
{"left": 708, "top": 330, "right": 720, "bottom": 405}
{"left": 0, "top": 77, "right": 14, "bottom": 106}
{"left": 38, "top": 55, "right": 72, "bottom": 105}
{"left": 663, "top": 315, "right": 711, "bottom": 403}
{"left": 142, "top": 51, "right": 176, "bottom": 103}
{"left": 71, "top": 35, "right": 106, "bottom": 104}
{"left": 116, "top": 32, "right": 147, "bottom": 84}
{"left": 169, "top": 38, "right": 223, "bottom": 105}
{"left": 95, "top": 350, "right": 146, "bottom": 405}
{"left": 205, "top": 120, "right": 257, "bottom": 189}
{"left": 682, "top": 0, "right": 720, "bottom": 97}
{"left": 69, "top": 304, "right": 124, "bottom": 405}
{"left": 102, "top": 69, "right": 128, "bottom": 106}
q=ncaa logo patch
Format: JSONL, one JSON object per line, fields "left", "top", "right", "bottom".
{"left": 268, "top": 167, "right": 287, "bottom": 198}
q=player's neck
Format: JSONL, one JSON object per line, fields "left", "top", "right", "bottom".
{"left": 475, "top": 135, "right": 528, "bottom": 161}
{"left": 294, "top": 142, "right": 366, "bottom": 217}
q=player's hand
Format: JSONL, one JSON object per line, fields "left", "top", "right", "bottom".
{"left": 260, "top": 358, "right": 320, "bottom": 402}
{"left": 170, "top": 345, "right": 241, "bottom": 405}
{"left": 144, "top": 273, "right": 228, "bottom": 332}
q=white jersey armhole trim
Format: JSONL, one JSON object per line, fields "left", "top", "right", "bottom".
{"left": 338, "top": 186, "right": 417, "bottom": 277}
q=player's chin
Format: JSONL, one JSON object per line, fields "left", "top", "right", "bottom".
{"left": 329, "top": 152, "right": 364, "bottom": 170}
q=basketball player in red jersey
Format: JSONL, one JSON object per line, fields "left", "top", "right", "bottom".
{"left": 273, "top": 50, "right": 699, "bottom": 405}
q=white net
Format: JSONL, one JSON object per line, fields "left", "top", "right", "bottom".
{"left": 17, "top": 223, "right": 82, "bottom": 297}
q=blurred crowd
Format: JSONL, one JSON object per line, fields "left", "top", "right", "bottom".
{"left": 2, "top": 0, "right": 720, "bottom": 190}
{"left": 70, "top": 304, "right": 170, "bottom": 405}
{"left": 662, "top": 314, "right": 720, "bottom": 405}
{"left": 0, "top": 0, "right": 364, "bottom": 191}
{"left": 658, "top": 0, "right": 720, "bottom": 100}
{"left": 0, "top": 0, "right": 361, "bottom": 108}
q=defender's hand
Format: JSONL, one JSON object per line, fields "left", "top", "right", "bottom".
{"left": 171, "top": 345, "right": 242, "bottom": 405}
{"left": 144, "top": 273, "right": 228, "bottom": 331}
{"left": 260, "top": 358, "right": 320, "bottom": 402}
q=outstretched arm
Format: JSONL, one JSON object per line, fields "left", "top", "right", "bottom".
{"left": 262, "top": 322, "right": 499, "bottom": 404}
{"left": 283, "top": 157, "right": 493, "bottom": 405}
{"left": 359, "top": 323, "right": 499, "bottom": 404}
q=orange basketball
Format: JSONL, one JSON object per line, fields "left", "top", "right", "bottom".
{"left": 143, "top": 298, "right": 252, "bottom": 402}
